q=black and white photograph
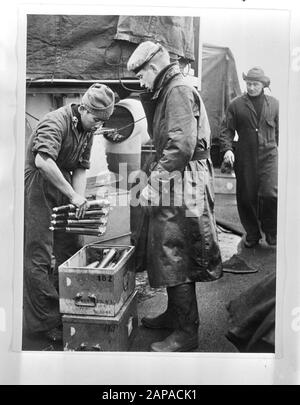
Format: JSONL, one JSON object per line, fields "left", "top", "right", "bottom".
{"left": 22, "top": 9, "right": 287, "bottom": 354}
{"left": 1, "top": 0, "right": 300, "bottom": 386}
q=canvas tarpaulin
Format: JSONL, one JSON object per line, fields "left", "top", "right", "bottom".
{"left": 115, "top": 15, "right": 195, "bottom": 60}
{"left": 26, "top": 15, "right": 241, "bottom": 160}
{"left": 26, "top": 15, "right": 196, "bottom": 81}
{"left": 201, "top": 44, "right": 241, "bottom": 161}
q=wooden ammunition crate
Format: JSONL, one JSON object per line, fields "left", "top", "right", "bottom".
{"left": 63, "top": 291, "right": 138, "bottom": 352}
{"left": 58, "top": 244, "right": 135, "bottom": 317}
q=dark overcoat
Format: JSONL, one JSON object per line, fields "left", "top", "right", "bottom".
{"left": 140, "top": 63, "right": 223, "bottom": 288}
{"left": 219, "top": 93, "right": 279, "bottom": 199}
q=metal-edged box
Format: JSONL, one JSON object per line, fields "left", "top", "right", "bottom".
{"left": 62, "top": 291, "right": 138, "bottom": 351}
{"left": 58, "top": 244, "right": 135, "bottom": 317}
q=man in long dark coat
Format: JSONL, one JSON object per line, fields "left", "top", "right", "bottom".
{"left": 127, "top": 41, "right": 222, "bottom": 352}
{"left": 219, "top": 67, "right": 279, "bottom": 248}
{"left": 23, "top": 84, "right": 115, "bottom": 342}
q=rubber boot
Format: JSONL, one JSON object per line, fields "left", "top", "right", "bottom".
{"left": 141, "top": 287, "right": 179, "bottom": 329}
{"left": 150, "top": 283, "right": 199, "bottom": 352}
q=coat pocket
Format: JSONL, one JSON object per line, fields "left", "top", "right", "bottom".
{"left": 265, "top": 119, "right": 276, "bottom": 144}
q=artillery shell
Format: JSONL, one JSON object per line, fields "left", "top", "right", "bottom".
{"left": 65, "top": 226, "right": 106, "bottom": 236}
{"left": 66, "top": 218, "right": 107, "bottom": 225}
{"left": 52, "top": 200, "right": 110, "bottom": 213}
{"left": 52, "top": 204, "right": 74, "bottom": 213}
{"left": 86, "top": 261, "right": 100, "bottom": 269}
{"left": 116, "top": 249, "right": 129, "bottom": 264}
{"left": 49, "top": 226, "right": 65, "bottom": 232}
{"left": 51, "top": 209, "right": 109, "bottom": 220}
{"left": 97, "top": 248, "right": 117, "bottom": 268}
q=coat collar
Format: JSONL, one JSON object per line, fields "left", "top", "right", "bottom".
{"left": 152, "top": 62, "right": 182, "bottom": 100}
{"left": 242, "top": 91, "right": 269, "bottom": 104}
{"left": 242, "top": 91, "right": 269, "bottom": 117}
{"left": 68, "top": 103, "right": 92, "bottom": 141}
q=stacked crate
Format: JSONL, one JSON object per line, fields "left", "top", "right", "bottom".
{"left": 58, "top": 243, "right": 138, "bottom": 352}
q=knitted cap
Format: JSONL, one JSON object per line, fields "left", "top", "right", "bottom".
{"left": 242, "top": 67, "right": 270, "bottom": 87}
{"left": 81, "top": 83, "right": 115, "bottom": 120}
{"left": 127, "top": 41, "right": 162, "bottom": 74}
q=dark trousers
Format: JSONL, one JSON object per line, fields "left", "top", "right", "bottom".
{"left": 237, "top": 184, "right": 277, "bottom": 241}
{"left": 23, "top": 170, "right": 82, "bottom": 334}
{"left": 259, "top": 197, "right": 277, "bottom": 237}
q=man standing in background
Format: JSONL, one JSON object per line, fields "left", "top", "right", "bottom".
{"left": 220, "top": 67, "right": 279, "bottom": 248}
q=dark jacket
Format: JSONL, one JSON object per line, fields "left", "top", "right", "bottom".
{"left": 140, "top": 63, "right": 222, "bottom": 287}
{"left": 25, "top": 104, "right": 94, "bottom": 177}
{"left": 219, "top": 93, "right": 279, "bottom": 198}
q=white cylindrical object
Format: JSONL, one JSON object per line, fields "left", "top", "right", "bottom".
{"left": 104, "top": 98, "right": 150, "bottom": 189}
